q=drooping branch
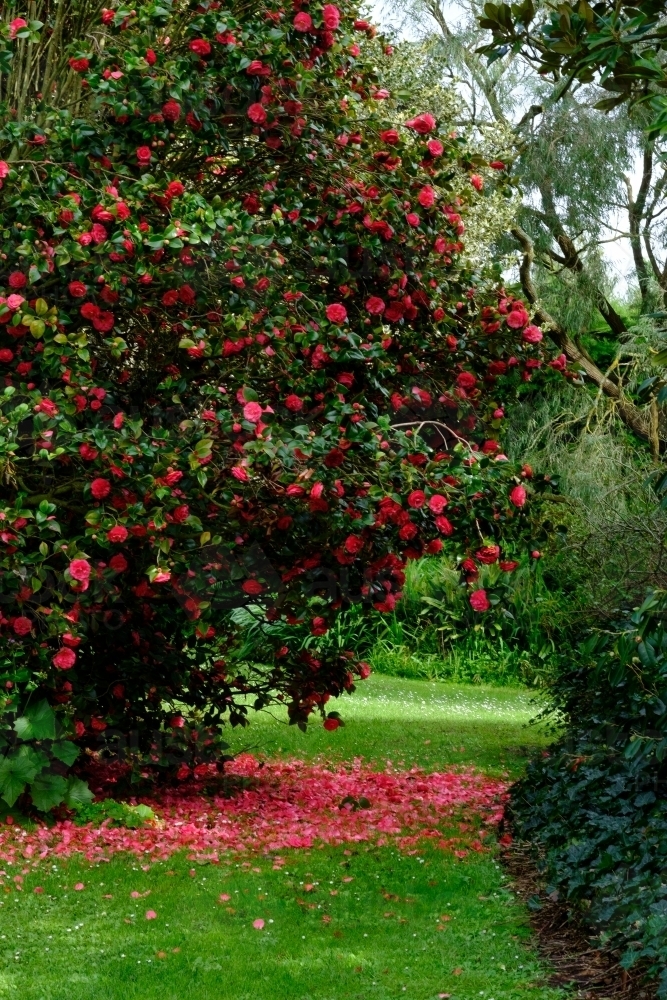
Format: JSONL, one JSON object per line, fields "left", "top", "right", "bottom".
{"left": 511, "top": 225, "right": 664, "bottom": 447}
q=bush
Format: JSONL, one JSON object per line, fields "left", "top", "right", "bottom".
{"left": 511, "top": 590, "right": 667, "bottom": 995}
{"left": 0, "top": 0, "right": 558, "bottom": 811}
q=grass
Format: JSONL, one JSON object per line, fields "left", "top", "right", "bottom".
{"left": 0, "top": 677, "right": 562, "bottom": 1000}
{"left": 228, "top": 675, "right": 552, "bottom": 778}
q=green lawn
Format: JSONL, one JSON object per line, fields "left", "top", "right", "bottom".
{"left": 228, "top": 675, "right": 552, "bottom": 778}
{"left": 0, "top": 678, "right": 562, "bottom": 1000}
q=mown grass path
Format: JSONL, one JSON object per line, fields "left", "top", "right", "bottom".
{"left": 0, "top": 678, "right": 562, "bottom": 1000}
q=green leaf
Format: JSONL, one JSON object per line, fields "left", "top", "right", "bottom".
{"left": 50, "top": 740, "right": 80, "bottom": 767}
{"left": 30, "top": 773, "right": 67, "bottom": 812}
{"left": 0, "top": 746, "right": 46, "bottom": 806}
{"left": 14, "top": 699, "right": 56, "bottom": 741}
{"left": 64, "top": 776, "right": 94, "bottom": 810}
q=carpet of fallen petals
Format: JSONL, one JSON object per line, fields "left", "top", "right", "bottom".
{"left": 0, "top": 756, "right": 509, "bottom": 865}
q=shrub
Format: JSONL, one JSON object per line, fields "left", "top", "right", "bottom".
{"left": 0, "top": 0, "right": 558, "bottom": 810}
{"left": 511, "top": 590, "right": 667, "bottom": 995}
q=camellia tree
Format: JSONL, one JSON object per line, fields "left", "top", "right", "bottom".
{"left": 0, "top": 0, "right": 556, "bottom": 809}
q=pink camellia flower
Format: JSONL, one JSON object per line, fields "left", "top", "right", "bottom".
{"left": 435, "top": 515, "right": 453, "bottom": 535}
{"left": 252, "top": 918, "right": 265, "bottom": 930}
{"left": 91, "top": 478, "right": 111, "bottom": 499}
{"left": 107, "top": 525, "right": 128, "bottom": 543}
{"left": 322, "top": 4, "right": 341, "bottom": 30}
{"left": 428, "top": 494, "right": 448, "bottom": 514}
{"left": 380, "top": 129, "right": 399, "bottom": 145}
{"left": 6, "top": 294, "right": 24, "bottom": 310}
{"left": 365, "top": 296, "right": 385, "bottom": 315}
{"left": 407, "top": 490, "right": 425, "bottom": 508}
{"left": 325, "top": 303, "right": 347, "bottom": 324}
{"left": 153, "top": 570, "right": 171, "bottom": 584}
{"left": 509, "top": 485, "right": 527, "bottom": 508}
{"left": 247, "top": 103, "right": 268, "bottom": 125}
{"left": 490, "top": 160, "right": 506, "bottom": 170}
{"left": 506, "top": 305, "right": 529, "bottom": 329}
{"left": 427, "top": 139, "right": 443, "bottom": 156}
{"left": 12, "top": 616, "right": 32, "bottom": 636}
{"left": 285, "top": 394, "right": 303, "bottom": 411}
{"left": 286, "top": 484, "right": 306, "bottom": 497}
{"left": 8, "top": 18, "right": 28, "bottom": 38}
{"left": 243, "top": 401, "right": 263, "bottom": 423}
{"left": 469, "top": 589, "right": 490, "bottom": 612}
{"left": 293, "top": 11, "right": 312, "bottom": 30}
{"left": 0, "top": 161, "right": 9, "bottom": 178}
{"left": 417, "top": 186, "right": 435, "bottom": 209}
{"left": 69, "top": 559, "right": 91, "bottom": 582}
{"left": 53, "top": 648, "right": 76, "bottom": 670}
{"left": 405, "top": 113, "right": 436, "bottom": 134}
{"left": 522, "top": 324, "right": 543, "bottom": 344}
{"left": 406, "top": 213, "right": 420, "bottom": 227}
{"left": 470, "top": 173, "right": 484, "bottom": 191}
{"left": 231, "top": 465, "right": 249, "bottom": 482}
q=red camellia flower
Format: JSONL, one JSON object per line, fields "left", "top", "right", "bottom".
{"left": 380, "top": 128, "right": 399, "bottom": 144}
{"left": 469, "top": 589, "right": 490, "bottom": 612}
{"left": 293, "top": 11, "right": 313, "bottom": 30}
{"left": 456, "top": 371, "right": 477, "bottom": 390}
{"left": 189, "top": 38, "right": 212, "bottom": 56}
{"left": 69, "top": 57, "right": 89, "bottom": 72}
{"left": 68, "top": 281, "right": 87, "bottom": 297}
{"left": 247, "top": 103, "right": 268, "bottom": 125}
{"left": 470, "top": 173, "right": 484, "bottom": 191}
{"left": 285, "top": 394, "right": 303, "bottom": 411}
{"left": 323, "top": 717, "right": 341, "bottom": 731}
{"left": 53, "top": 648, "right": 76, "bottom": 670}
{"left": 0, "top": 349, "right": 13, "bottom": 363}
{"left": 365, "top": 296, "right": 385, "bottom": 315}
{"left": 405, "top": 113, "right": 436, "bottom": 134}
{"left": 109, "top": 553, "right": 128, "bottom": 573}
{"left": 428, "top": 494, "right": 448, "bottom": 514}
{"left": 509, "top": 485, "right": 527, "bottom": 508}
{"left": 242, "top": 579, "right": 264, "bottom": 595}
{"left": 506, "top": 305, "right": 529, "bottom": 329}
{"left": 427, "top": 139, "right": 443, "bottom": 156}
{"left": 476, "top": 545, "right": 500, "bottom": 564}
{"left": 162, "top": 100, "right": 182, "bottom": 122}
{"left": 165, "top": 180, "right": 185, "bottom": 199}
{"left": 69, "top": 558, "right": 91, "bottom": 582}
{"left": 107, "top": 525, "right": 129, "bottom": 543}
{"left": 146, "top": 48, "right": 157, "bottom": 64}
{"left": 322, "top": 4, "right": 341, "bottom": 29}
{"left": 8, "top": 272, "right": 26, "bottom": 289}
{"left": 79, "top": 443, "right": 98, "bottom": 460}
{"left": 91, "top": 478, "right": 111, "bottom": 499}
{"left": 136, "top": 146, "right": 152, "bottom": 164}
{"left": 417, "top": 186, "right": 435, "bottom": 209}
{"left": 435, "top": 515, "right": 454, "bottom": 535}
{"left": 12, "top": 616, "right": 32, "bottom": 636}
{"left": 172, "top": 505, "right": 190, "bottom": 523}
{"left": 500, "top": 560, "right": 519, "bottom": 572}
{"left": 407, "top": 490, "right": 425, "bottom": 508}
{"left": 325, "top": 303, "right": 347, "bottom": 324}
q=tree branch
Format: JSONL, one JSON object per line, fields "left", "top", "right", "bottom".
{"left": 511, "top": 225, "right": 663, "bottom": 447}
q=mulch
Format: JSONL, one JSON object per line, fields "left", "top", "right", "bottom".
{"left": 501, "top": 842, "right": 657, "bottom": 999}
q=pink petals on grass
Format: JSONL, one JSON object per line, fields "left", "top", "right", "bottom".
{"left": 0, "top": 759, "right": 507, "bottom": 864}
{"left": 252, "top": 918, "right": 265, "bottom": 930}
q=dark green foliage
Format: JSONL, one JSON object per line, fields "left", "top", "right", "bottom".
{"left": 511, "top": 591, "right": 667, "bottom": 995}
